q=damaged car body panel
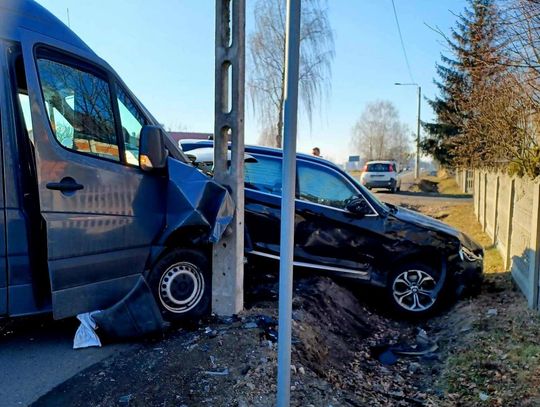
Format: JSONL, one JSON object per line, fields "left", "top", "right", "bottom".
{"left": 0, "top": 0, "right": 233, "bottom": 323}
{"left": 182, "top": 140, "right": 484, "bottom": 316}
{"left": 161, "top": 157, "right": 234, "bottom": 247}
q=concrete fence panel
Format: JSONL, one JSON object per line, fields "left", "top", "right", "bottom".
{"left": 485, "top": 173, "right": 498, "bottom": 239}
{"left": 495, "top": 175, "right": 512, "bottom": 268}
{"left": 470, "top": 169, "right": 540, "bottom": 309}
{"left": 509, "top": 177, "right": 535, "bottom": 304}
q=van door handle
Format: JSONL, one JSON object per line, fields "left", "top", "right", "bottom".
{"left": 46, "top": 177, "right": 84, "bottom": 192}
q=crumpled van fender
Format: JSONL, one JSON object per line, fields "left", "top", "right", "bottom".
{"left": 157, "top": 157, "right": 235, "bottom": 250}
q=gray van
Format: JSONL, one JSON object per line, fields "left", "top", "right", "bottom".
{"left": 0, "top": 0, "right": 233, "bottom": 322}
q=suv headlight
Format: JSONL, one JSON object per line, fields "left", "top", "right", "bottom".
{"left": 459, "top": 246, "right": 483, "bottom": 262}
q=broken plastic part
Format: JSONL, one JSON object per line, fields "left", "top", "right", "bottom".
{"left": 73, "top": 311, "right": 102, "bottom": 349}
{"left": 163, "top": 157, "right": 235, "bottom": 244}
{"left": 93, "top": 276, "right": 166, "bottom": 340}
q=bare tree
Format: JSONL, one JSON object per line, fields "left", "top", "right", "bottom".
{"left": 248, "top": 0, "right": 334, "bottom": 147}
{"left": 351, "top": 100, "right": 412, "bottom": 165}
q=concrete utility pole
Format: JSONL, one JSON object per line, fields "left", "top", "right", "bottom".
{"left": 395, "top": 82, "right": 421, "bottom": 179}
{"left": 212, "top": 0, "right": 245, "bottom": 315}
{"left": 277, "top": 0, "right": 301, "bottom": 405}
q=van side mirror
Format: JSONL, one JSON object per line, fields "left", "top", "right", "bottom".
{"left": 346, "top": 197, "right": 372, "bottom": 217}
{"left": 139, "top": 125, "right": 168, "bottom": 171}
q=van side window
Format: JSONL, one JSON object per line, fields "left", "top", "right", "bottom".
{"left": 36, "top": 58, "right": 120, "bottom": 161}
{"left": 18, "top": 94, "right": 33, "bottom": 141}
{"left": 116, "top": 86, "right": 146, "bottom": 166}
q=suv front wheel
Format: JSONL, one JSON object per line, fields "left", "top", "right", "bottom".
{"left": 386, "top": 263, "right": 444, "bottom": 317}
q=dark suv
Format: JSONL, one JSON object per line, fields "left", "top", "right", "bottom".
{"left": 182, "top": 141, "right": 484, "bottom": 316}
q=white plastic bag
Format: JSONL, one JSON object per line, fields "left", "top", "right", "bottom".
{"left": 73, "top": 311, "right": 102, "bottom": 349}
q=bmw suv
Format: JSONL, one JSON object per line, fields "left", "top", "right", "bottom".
{"left": 182, "top": 141, "right": 483, "bottom": 316}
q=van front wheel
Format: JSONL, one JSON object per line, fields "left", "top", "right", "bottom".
{"left": 149, "top": 248, "right": 211, "bottom": 323}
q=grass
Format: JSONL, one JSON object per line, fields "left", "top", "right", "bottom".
{"left": 441, "top": 203, "right": 503, "bottom": 274}
{"left": 421, "top": 199, "right": 540, "bottom": 405}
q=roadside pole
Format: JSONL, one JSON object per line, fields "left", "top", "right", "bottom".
{"left": 212, "top": 0, "right": 245, "bottom": 315}
{"left": 395, "top": 82, "right": 421, "bottom": 179}
{"left": 277, "top": 1, "right": 301, "bottom": 406}
{"left": 415, "top": 85, "right": 421, "bottom": 180}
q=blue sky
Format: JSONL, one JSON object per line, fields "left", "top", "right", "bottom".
{"left": 36, "top": 0, "right": 467, "bottom": 163}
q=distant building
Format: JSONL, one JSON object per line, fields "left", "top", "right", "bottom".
{"left": 168, "top": 131, "right": 213, "bottom": 146}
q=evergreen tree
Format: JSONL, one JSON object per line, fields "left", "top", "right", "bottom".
{"left": 422, "top": 0, "right": 502, "bottom": 167}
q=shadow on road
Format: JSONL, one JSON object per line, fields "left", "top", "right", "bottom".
{"left": 376, "top": 189, "right": 473, "bottom": 199}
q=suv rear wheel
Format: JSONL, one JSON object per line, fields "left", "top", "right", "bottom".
{"left": 387, "top": 263, "right": 444, "bottom": 317}
{"left": 149, "top": 248, "right": 211, "bottom": 322}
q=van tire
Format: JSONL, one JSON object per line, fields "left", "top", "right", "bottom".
{"left": 149, "top": 248, "right": 211, "bottom": 323}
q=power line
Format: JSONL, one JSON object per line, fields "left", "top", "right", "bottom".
{"left": 391, "top": 0, "right": 414, "bottom": 83}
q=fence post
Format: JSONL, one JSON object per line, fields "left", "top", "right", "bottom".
{"left": 477, "top": 170, "right": 481, "bottom": 221}
{"left": 528, "top": 181, "right": 540, "bottom": 309}
{"left": 492, "top": 175, "right": 499, "bottom": 245}
{"left": 504, "top": 178, "right": 515, "bottom": 271}
{"left": 472, "top": 171, "right": 476, "bottom": 213}
{"left": 482, "top": 172, "right": 487, "bottom": 232}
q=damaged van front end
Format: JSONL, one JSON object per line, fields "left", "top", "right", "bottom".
{"left": 0, "top": 0, "right": 234, "bottom": 337}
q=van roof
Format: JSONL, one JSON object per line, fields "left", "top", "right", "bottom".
{"left": 0, "top": 0, "right": 94, "bottom": 55}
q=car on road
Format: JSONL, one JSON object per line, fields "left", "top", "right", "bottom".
{"left": 182, "top": 141, "right": 484, "bottom": 317}
{"left": 360, "top": 160, "right": 402, "bottom": 193}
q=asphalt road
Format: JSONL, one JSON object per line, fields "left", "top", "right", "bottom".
{"left": 368, "top": 171, "right": 473, "bottom": 207}
{"left": 0, "top": 315, "right": 136, "bottom": 406}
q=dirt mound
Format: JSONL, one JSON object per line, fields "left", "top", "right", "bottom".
{"left": 33, "top": 276, "right": 438, "bottom": 406}
{"left": 292, "top": 278, "right": 372, "bottom": 375}
{"left": 418, "top": 179, "right": 439, "bottom": 193}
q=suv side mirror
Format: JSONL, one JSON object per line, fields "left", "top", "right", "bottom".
{"left": 139, "top": 125, "right": 168, "bottom": 171}
{"left": 346, "top": 197, "right": 372, "bottom": 217}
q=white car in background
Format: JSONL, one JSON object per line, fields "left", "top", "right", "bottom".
{"left": 360, "top": 160, "right": 401, "bottom": 193}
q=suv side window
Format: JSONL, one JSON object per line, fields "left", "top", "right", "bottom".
{"left": 297, "top": 161, "right": 358, "bottom": 209}
{"left": 245, "top": 155, "right": 282, "bottom": 195}
{"left": 116, "top": 85, "right": 146, "bottom": 165}
{"left": 36, "top": 57, "right": 120, "bottom": 161}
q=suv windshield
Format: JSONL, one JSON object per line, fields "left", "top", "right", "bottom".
{"left": 366, "top": 163, "right": 393, "bottom": 172}
{"left": 350, "top": 178, "right": 390, "bottom": 212}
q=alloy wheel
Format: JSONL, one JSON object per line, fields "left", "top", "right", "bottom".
{"left": 392, "top": 269, "right": 437, "bottom": 312}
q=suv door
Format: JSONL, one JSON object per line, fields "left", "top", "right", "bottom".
{"left": 295, "top": 160, "right": 382, "bottom": 277}
{"left": 20, "top": 32, "right": 166, "bottom": 319}
{"left": 244, "top": 154, "right": 283, "bottom": 257}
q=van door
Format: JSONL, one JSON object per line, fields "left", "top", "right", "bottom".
{"left": 20, "top": 32, "right": 166, "bottom": 319}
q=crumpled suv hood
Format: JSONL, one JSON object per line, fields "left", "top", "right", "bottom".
{"left": 392, "top": 206, "right": 482, "bottom": 251}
